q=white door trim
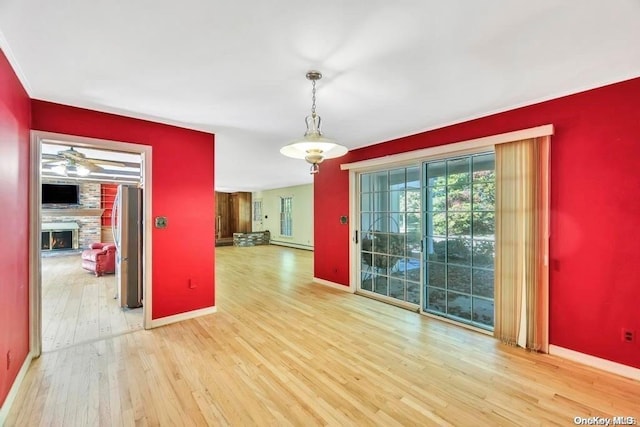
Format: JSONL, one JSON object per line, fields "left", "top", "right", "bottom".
{"left": 29, "top": 130, "right": 153, "bottom": 357}
{"left": 341, "top": 124, "right": 553, "bottom": 172}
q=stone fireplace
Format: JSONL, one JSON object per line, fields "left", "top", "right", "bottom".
{"left": 41, "top": 222, "right": 79, "bottom": 251}
{"left": 41, "top": 181, "right": 103, "bottom": 250}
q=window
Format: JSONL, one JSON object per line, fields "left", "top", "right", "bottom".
{"left": 423, "top": 152, "right": 495, "bottom": 330}
{"left": 280, "top": 196, "right": 293, "bottom": 236}
{"left": 253, "top": 200, "right": 263, "bottom": 222}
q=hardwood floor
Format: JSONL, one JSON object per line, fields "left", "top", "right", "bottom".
{"left": 7, "top": 246, "right": 639, "bottom": 426}
{"left": 41, "top": 253, "right": 143, "bottom": 352}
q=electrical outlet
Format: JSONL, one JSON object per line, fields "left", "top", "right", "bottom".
{"left": 621, "top": 328, "right": 635, "bottom": 343}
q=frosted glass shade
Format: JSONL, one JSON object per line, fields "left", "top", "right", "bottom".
{"left": 280, "top": 137, "right": 348, "bottom": 161}
{"left": 280, "top": 97, "right": 347, "bottom": 168}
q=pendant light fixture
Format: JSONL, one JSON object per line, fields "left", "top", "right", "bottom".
{"left": 280, "top": 70, "right": 348, "bottom": 174}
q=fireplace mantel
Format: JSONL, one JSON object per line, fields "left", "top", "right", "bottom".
{"left": 42, "top": 208, "right": 104, "bottom": 217}
{"left": 42, "top": 222, "right": 79, "bottom": 231}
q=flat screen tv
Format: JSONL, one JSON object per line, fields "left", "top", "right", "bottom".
{"left": 42, "top": 183, "right": 80, "bottom": 205}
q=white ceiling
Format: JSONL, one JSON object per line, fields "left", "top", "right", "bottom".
{"left": 2, "top": 1, "right": 639, "bottom": 192}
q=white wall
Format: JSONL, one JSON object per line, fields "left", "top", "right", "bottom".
{"left": 252, "top": 183, "right": 313, "bottom": 250}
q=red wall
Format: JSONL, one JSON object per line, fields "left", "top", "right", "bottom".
{"left": 0, "top": 50, "right": 31, "bottom": 407}
{"left": 315, "top": 77, "right": 640, "bottom": 369}
{"left": 31, "top": 101, "right": 216, "bottom": 320}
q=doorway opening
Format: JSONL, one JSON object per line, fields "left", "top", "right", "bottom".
{"left": 29, "top": 131, "right": 153, "bottom": 356}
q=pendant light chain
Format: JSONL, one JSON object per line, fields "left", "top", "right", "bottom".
{"left": 311, "top": 78, "right": 317, "bottom": 117}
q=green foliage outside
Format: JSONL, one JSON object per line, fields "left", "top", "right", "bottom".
{"left": 427, "top": 166, "right": 495, "bottom": 238}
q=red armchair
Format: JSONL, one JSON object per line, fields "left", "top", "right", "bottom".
{"left": 81, "top": 243, "right": 116, "bottom": 277}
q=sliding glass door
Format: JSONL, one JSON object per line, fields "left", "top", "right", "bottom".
{"left": 356, "top": 153, "right": 495, "bottom": 330}
{"left": 423, "top": 153, "right": 495, "bottom": 330}
{"left": 358, "top": 167, "right": 422, "bottom": 305}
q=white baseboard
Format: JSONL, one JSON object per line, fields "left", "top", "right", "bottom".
{"left": 269, "top": 241, "right": 313, "bottom": 251}
{"left": 149, "top": 306, "right": 217, "bottom": 328}
{"left": 0, "top": 351, "right": 34, "bottom": 427}
{"left": 549, "top": 345, "right": 640, "bottom": 381}
{"left": 313, "top": 277, "right": 354, "bottom": 293}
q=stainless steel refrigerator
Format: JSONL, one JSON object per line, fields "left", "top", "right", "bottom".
{"left": 112, "top": 184, "right": 143, "bottom": 308}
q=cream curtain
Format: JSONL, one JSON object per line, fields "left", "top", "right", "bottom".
{"left": 494, "top": 136, "right": 550, "bottom": 352}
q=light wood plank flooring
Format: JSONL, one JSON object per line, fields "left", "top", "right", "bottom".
{"left": 8, "top": 246, "right": 639, "bottom": 426}
{"left": 41, "top": 253, "right": 143, "bottom": 352}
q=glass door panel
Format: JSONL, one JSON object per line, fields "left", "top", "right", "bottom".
{"left": 423, "top": 153, "right": 496, "bottom": 330}
{"left": 358, "top": 166, "right": 421, "bottom": 305}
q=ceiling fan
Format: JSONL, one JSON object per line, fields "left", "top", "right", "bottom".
{"left": 42, "top": 147, "right": 126, "bottom": 177}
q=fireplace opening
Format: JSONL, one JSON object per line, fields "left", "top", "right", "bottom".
{"left": 42, "top": 230, "right": 74, "bottom": 250}
{"left": 53, "top": 231, "right": 72, "bottom": 250}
